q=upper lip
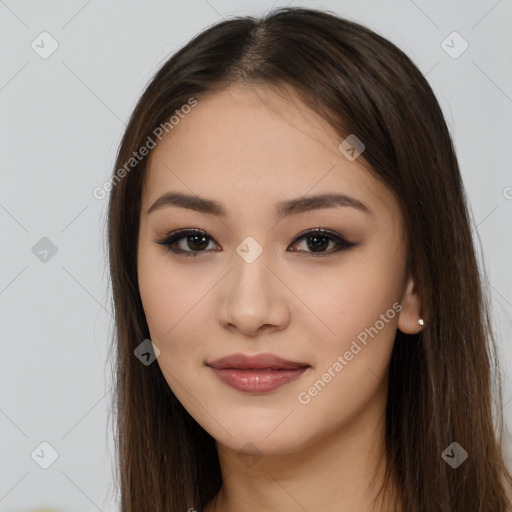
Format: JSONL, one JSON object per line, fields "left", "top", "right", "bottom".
{"left": 207, "top": 353, "right": 310, "bottom": 370}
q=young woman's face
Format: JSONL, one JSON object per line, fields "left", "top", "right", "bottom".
{"left": 137, "top": 84, "right": 421, "bottom": 456}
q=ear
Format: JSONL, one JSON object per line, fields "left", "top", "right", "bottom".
{"left": 397, "top": 274, "right": 423, "bottom": 334}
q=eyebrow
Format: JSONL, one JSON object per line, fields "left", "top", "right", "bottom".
{"left": 147, "top": 191, "right": 372, "bottom": 219}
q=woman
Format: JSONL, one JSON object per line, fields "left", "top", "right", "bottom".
{"left": 106, "top": 6, "right": 512, "bottom": 511}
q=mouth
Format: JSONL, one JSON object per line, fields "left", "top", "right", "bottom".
{"left": 206, "top": 353, "right": 311, "bottom": 393}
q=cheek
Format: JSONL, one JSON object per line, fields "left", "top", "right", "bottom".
{"left": 300, "top": 251, "right": 405, "bottom": 364}
{"left": 138, "top": 267, "right": 173, "bottom": 339}
{"left": 138, "top": 245, "right": 185, "bottom": 340}
{"left": 137, "top": 249, "right": 213, "bottom": 367}
{"left": 293, "top": 258, "right": 404, "bottom": 427}
{"left": 138, "top": 261, "right": 203, "bottom": 402}
{"left": 320, "top": 259, "right": 403, "bottom": 325}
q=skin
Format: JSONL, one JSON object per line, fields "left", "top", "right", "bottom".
{"left": 137, "top": 83, "right": 423, "bottom": 512}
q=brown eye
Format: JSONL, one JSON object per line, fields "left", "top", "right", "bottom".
{"left": 184, "top": 233, "right": 210, "bottom": 251}
{"left": 288, "top": 229, "right": 357, "bottom": 256}
{"left": 156, "top": 229, "right": 219, "bottom": 256}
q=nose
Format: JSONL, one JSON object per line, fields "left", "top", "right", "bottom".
{"left": 217, "top": 250, "right": 291, "bottom": 337}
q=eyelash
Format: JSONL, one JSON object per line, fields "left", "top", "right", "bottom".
{"left": 155, "top": 228, "right": 357, "bottom": 258}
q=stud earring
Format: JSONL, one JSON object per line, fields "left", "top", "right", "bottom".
{"left": 418, "top": 318, "right": 424, "bottom": 326}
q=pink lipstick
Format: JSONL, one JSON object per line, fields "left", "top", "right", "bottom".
{"left": 207, "top": 353, "right": 310, "bottom": 393}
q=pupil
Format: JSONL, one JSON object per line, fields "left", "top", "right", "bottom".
{"left": 308, "top": 235, "right": 328, "bottom": 252}
{"left": 188, "top": 235, "right": 208, "bottom": 250}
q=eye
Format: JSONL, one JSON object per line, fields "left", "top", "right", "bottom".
{"left": 155, "top": 228, "right": 219, "bottom": 257}
{"left": 288, "top": 228, "right": 357, "bottom": 256}
{"left": 155, "top": 228, "right": 357, "bottom": 258}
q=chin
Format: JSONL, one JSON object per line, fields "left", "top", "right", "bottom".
{"left": 205, "top": 418, "right": 312, "bottom": 456}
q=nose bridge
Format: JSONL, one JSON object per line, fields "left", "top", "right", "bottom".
{"left": 229, "top": 244, "right": 272, "bottom": 309}
{"left": 219, "top": 241, "right": 289, "bottom": 334}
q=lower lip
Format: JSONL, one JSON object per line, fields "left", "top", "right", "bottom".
{"left": 209, "top": 367, "right": 309, "bottom": 393}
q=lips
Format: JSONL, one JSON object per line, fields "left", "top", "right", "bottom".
{"left": 207, "top": 353, "right": 310, "bottom": 393}
{"left": 207, "top": 352, "right": 310, "bottom": 370}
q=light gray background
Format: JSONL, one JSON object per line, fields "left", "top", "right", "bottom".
{"left": 1, "top": 1, "right": 511, "bottom": 510}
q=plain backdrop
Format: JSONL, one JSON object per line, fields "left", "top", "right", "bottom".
{"left": 1, "top": 1, "right": 511, "bottom": 510}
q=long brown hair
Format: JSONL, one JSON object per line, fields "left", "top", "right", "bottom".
{"left": 106, "top": 6, "right": 512, "bottom": 511}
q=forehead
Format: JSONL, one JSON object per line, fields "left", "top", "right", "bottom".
{"left": 142, "top": 84, "right": 400, "bottom": 225}
{"left": 147, "top": 83, "right": 343, "bottom": 172}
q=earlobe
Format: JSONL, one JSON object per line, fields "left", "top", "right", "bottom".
{"left": 397, "top": 275, "right": 424, "bottom": 334}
